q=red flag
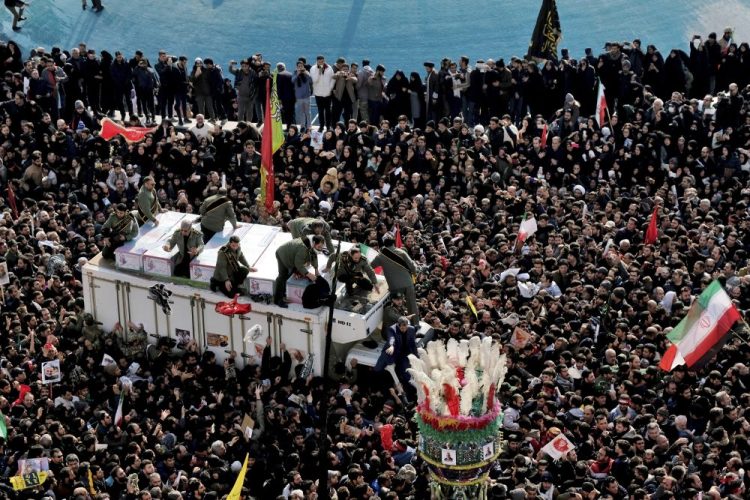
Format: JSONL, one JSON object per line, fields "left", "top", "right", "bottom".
{"left": 540, "top": 123, "right": 548, "bottom": 148}
{"left": 6, "top": 181, "right": 18, "bottom": 219}
{"left": 596, "top": 81, "right": 607, "bottom": 127}
{"left": 394, "top": 225, "right": 403, "bottom": 248}
{"left": 644, "top": 205, "right": 659, "bottom": 245}
{"left": 99, "top": 117, "right": 156, "bottom": 143}
{"left": 260, "top": 79, "right": 275, "bottom": 212}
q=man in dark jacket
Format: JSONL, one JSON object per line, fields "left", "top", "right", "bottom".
{"left": 109, "top": 51, "right": 133, "bottom": 120}
{"left": 132, "top": 59, "right": 159, "bottom": 124}
{"left": 374, "top": 316, "right": 417, "bottom": 389}
{"left": 82, "top": 49, "right": 103, "bottom": 113}
{"left": 276, "top": 62, "right": 295, "bottom": 128}
{"left": 203, "top": 58, "right": 225, "bottom": 121}
{"left": 154, "top": 50, "right": 177, "bottom": 121}
{"left": 228, "top": 59, "right": 258, "bottom": 123}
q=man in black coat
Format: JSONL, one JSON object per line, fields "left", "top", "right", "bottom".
{"left": 275, "top": 62, "right": 295, "bottom": 128}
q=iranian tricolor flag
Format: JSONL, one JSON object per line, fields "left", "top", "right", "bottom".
{"left": 595, "top": 81, "right": 607, "bottom": 127}
{"left": 360, "top": 244, "right": 382, "bottom": 274}
{"left": 518, "top": 214, "right": 537, "bottom": 243}
{"left": 114, "top": 391, "right": 125, "bottom": 428}
{"left": 659, "top": 280, "right": 741, "bottom": 371}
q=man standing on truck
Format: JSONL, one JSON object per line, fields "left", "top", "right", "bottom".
{"left": 373, "top": 233, "right": 420, "bottom": 324}
{"left": 162, "top": 220, "right": 204, "bottom": 278}
{"left": 288, "top": 217, "right": 335, "bottom": 255}
{"left": 210, "top": 235, "right": 256, "bottom": 297}
{"left": 329, "top": 246, "right": 379, "bottom": 296}
{"left": 199, "top": 187, "right": 237, "bottom": 243}
{"left": 100, "top": 203, "right": 139, "bottom": 260}
{"left": 135, "top": 175, "right": 162, "bottom": 226}
{"left": 273, "top": 235, "right": 324, "bottom": 308}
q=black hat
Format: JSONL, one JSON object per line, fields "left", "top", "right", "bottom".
{"left": 376, "top": 64, "right": 385, "bottom": 73}
{"left": 423, "top": 61, "right": 435, "bottom": 68}
{"left": 425, "top": 120, "right": 435, "bottom": 129}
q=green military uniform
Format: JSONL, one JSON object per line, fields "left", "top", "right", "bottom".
{"left": 135, "top": 185, "right": 161, "bottom": 224}
{"left": 166, "top": 227, "right": 204, "bottom": 277}
{"left": 211, "top": 243, "right": 251, "bottom": 297}
{"left": 101, "top": 211, "right": 139, "bottom": 260}
{"left": 199, "top": 193, "right": 237, "bottom": 243}
{"left": 373, "top": 243, "right": 420, "bottom": 324}
{"left": 118, "top": 325, "right": 147, "bottom": 359}
{"left": 288, "top": 217, "right": 335, "bottom": 254}
{"left": 383, "top": 294, "right": 408, "bottom": 330}
{"left": 330, "top": 250, "right": 377, "bottom": 295}
{"left": 81, "top": 314, "right": 103, "bottom": 349}
{"left": 274, "top": 238, "right": 318, "bottom": 304}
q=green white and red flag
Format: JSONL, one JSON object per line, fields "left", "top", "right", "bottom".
{"left": 660, "top": 280, "right": 741, "bottom": 371}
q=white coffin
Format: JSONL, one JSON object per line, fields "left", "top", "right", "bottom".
{"left": 142, "top": 214, "right": 200, "bottom": 277}
{"left": 115, "top": 212, "right": 188, "bottom": 272}
{"left": 189, "top": 223, "right": 253, "bottom": 283}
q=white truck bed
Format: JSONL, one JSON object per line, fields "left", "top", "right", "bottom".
{"left": 82, "top": 215, "right": 402, "bottom": 374}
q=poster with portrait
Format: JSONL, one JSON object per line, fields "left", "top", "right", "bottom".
{"left": 0, "top": 261, "right": 9, "bottom": 286}
{"left": 41, "top": 359, "right": 61, "bottom": 384}
{"left": 11, "top": 458, "right": 49, "bottom": 490}
{"left": 441, "top": 448, "right": 456, "bottom": 466}
{"left": 175, "top": 328, "right": 191, "bottom": 349}
{"left": 206, "top": 333, "right": 229, "bottom": 347}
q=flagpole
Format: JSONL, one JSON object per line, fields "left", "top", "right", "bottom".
{"left": 318, "top": 240, "right": 342, "bottom": 500}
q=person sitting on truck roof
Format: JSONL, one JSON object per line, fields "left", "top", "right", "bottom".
{"left": 100, "top": 203, "right": 139, "bottom": 260}
{"left": 329, "top": 246, "right": 379, "bottom": 296}
{"left": 210, "top": 235, "right": 256, "bottom": 298}
{"left": 135, "top": 175, "right": 162, "bottom": 226}
{"left": 288, "top": 217, "right": 335, "bottom": 255}
{"left": 199, "top": 187, "right": 237, "bottom": 244}
{"left": 163, "top": 220, "right": 204, "bottom": 278}
{"left": 273, "top": 235, "right": 324, "bottom": 308}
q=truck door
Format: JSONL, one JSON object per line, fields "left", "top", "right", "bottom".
{"left": 83, "top": 272, "right": 126, "bottom": 330}
{"left": 273, "top": 314, "right": 324, "bottom": 376}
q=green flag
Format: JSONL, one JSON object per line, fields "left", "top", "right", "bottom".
{"left": 0, "top": 411, "right": 7, "bottom": 439}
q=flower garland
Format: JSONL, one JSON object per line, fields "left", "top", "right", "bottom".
{"left": 418, "top": 401, "right": 502, "bottom": 432}
{"left": 416, "top": 412, "right": 501, "bottom": 445}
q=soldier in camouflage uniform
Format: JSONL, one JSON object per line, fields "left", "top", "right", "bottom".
{"left": 101, "top": 203, "right": 139, "bottom": 260}
{"left": 211, "top": 235, "right": 256, "bottom": 297}
{"left": 382, "top": 291, "right": 414, "bottom": 330}
{"left": 80, "top": 313, "right": 104, "bottom": 350}
{"left": 163, "top": 220, "right": 204, "bottom": 278}
{"left": 329, "top": 246, "right": 379, "bottom": 295}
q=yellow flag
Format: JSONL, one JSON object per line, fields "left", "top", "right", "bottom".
{"left": 226, "top": 453, "right": 249, "bottom": 500}
{"left": 466, "top": 296, "right": 478, "bottom": 318}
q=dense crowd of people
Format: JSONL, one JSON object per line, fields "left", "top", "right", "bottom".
{"left": 0, "top": 25, "right": 749, "bottom": 500}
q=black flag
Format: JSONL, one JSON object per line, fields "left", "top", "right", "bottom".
{"left": 527, "top": 0, "right": 562, "bottom": 61}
